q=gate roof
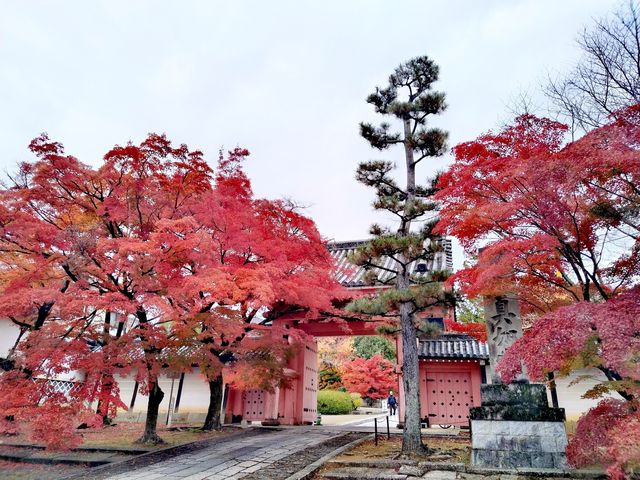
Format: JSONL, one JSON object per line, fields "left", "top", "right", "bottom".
{"left": 418, "top": 334, "right": 489, "bottom": 360}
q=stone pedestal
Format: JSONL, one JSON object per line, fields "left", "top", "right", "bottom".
{"left": 470, "top": 383, "right": 568, "bottom": 469}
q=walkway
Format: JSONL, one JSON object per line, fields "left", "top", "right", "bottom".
{"left": 104, "top": 427, "right": 344, "bottom": 480}
{"left": 321, "top": 413, "right": 462, "bottom": 436}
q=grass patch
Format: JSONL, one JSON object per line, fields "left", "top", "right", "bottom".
{"left": 79, "top": 422, "right": 232, "bottom": 449}
{"left": 2, "top": 422, "right": 234, "bottom": 451}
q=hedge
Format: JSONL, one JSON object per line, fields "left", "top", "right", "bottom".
{"left": 350, "top": 392, "right": 363, "bottom": 409}
{"left": 317, "top": 389, "right": 354, "bottom": 414}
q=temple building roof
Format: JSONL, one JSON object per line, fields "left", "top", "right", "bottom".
{"left": 418, "top": 333, "right": 489, "bottom": 361}
{"left": 328, "top": 238, "right": 453, "bottom": 287}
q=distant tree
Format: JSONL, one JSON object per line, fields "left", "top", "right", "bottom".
{"left": 444, "top": 319, "right": 486, "bottom": 342}
{"left": 546, "top": 1, "right": 640, "bottom": 134}
{"left": 318, "top": 362, "right": 343, "bottom": 390}
{"left": 347, "top": 56, "right": 452, "bottom": 455}
{"left": 341, "top": 354, "right": 397, "bottom": 404}
{"left": 353, "top": 336, "right": 396, "bottom": 362}
{"left": 317, "top": 337, "right": 354, "bottom": 367}
{"left": 455, "top": 295, "right": 484, "bottom": 324}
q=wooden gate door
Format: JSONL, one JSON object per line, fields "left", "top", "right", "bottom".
{"left": 243, "top": 389, "right": 265, "bottom": 421}
{"left": 426, "top": 371, "right": 474, "bottom": 426}
{"left": 302, "top": 341, "right": 318, "bottom": 424}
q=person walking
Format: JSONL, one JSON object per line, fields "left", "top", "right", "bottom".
{"left": 387, "top": 390, "right": 397, "bottom": 416}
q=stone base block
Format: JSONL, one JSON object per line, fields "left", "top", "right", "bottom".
{"left": 479, "top": 383, "right": 549, "bottom": 408}
{"left": 471, "top": 420, "right": 568, "bottom": 469}
{"left": 472, "top": 449, "right": 567, "bottom": 469}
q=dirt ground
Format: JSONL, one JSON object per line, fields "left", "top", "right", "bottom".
{"left": 0, "top": 423, "right": 237, "bottom": 480}
{"left": 2, "top": 422, "right": 234, "bottom": 450}
{"left": 0, "top": 460, "right": 78, "bottom": 480}
{"left": 334, "top": 434, "right": 471, "bottom": 464}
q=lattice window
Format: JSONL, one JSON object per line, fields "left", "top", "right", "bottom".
{"left": 41, "top": 379, "right": 82, "bottom": 397}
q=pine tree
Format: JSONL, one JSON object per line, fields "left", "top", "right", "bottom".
{"left": 348, "top": 56, "right": 451, "bottom": 455}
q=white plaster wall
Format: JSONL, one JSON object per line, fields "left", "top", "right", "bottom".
{"left": 0, "top": 318, "right": 21, "bottom": 358}
{"left": 116, "top": 368, "right": 212, "bottom": 414}
{"left": 550, "top": 368, "right": 622, "bottom": 421}
{"left": 171, "top": 370, "right": 211, "bottom": 413}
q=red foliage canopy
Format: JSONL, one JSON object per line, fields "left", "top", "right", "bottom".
{"left": 436, "top": 105, "right": 640, "bottom": 474}
{"left": 436, "top": 107, "right": 640, "bottom": 314}
{"left": 341, "top": 354, "right": 397, "bottom": 401}
{"left": 444, "top": 318, "right": 487, "bottom": 342}
{"left": 0, "top": 134, "right": 343, "bottom": 447}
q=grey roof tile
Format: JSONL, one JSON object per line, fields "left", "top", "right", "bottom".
{"left": 418, "top": 334, "right": 489, "bottom": 360}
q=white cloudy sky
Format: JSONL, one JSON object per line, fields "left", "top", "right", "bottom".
{"left": 0, "top": 1, "right": 620, "bottom": 268}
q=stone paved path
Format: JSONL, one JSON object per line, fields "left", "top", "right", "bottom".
{"left": 104, "top": 427, "right": 344, "bottom": 480}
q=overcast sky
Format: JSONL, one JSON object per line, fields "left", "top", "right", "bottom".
{"left": 0, "top": 1, "right": 621, "bottom": 268}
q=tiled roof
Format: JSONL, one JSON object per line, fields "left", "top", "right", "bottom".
{"left": 328, "top": 238, "right": 453, "bottom": 287}
{"left": 418, "top": 334, "right": 489, "bottom": 360}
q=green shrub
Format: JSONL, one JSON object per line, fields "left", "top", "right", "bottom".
{"left": 350, "top": 392, "right": 363, "bottom": 409}
{"left": 317, "top": 389, "right": 354, "bottom": 414}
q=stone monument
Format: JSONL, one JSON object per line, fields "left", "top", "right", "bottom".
{"left": 484, "top": 295, "right": 523, "bottom": 382}
{"left": 470, "top": 295, "right": 568, "bottom": 469}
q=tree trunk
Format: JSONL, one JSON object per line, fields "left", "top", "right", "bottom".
{"left": 398, "top": 293, "right": 426, "bottom": 454}
{"left": 97, "top": 311, "right": 113, "bottom": 426}
{"left": 135, "top": 380, "right": 165, "bottom": 444}
{"left": 202, "top": 375, "right": 224, "bottom": 431}
{"left": 398, "top": 117, "right": 426, "bottom": 456}
{"left": 97, "top": 374, "right": 115, "bottom": 426}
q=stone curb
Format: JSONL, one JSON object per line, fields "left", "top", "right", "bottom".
{"left": 284, "top": 433, "right": 374, "bottom": 480}
{"left": 329, "top": 459, "right": 420, "bottom": 468}
{"left": 320, "top": 459, "right": 606, "bottom": 480}
{"left": 464, "top": 466, "right": 606, "bottom": 479}
{"left": 0, "top": 442, "right": 150, "bottom": 455}
{"left": 0, "top": 452, "right": 111, "bottom": 467}
{"left": 58, "top": 426, "right": 266, "bottom": 480}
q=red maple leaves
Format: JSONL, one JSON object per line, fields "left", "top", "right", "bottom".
{"left": 0, "top": 134, "right": 342, "bottom": 446}
{"left": 444, "top": 318, "right": 487, "bottom": 342}
{"left": 436, "top": 105, "right": 640, "bottom": 475}
{"left": 341, "top": 354, "right": 397, "bottom": 402}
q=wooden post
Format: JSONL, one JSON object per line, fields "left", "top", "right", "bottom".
{"left": 374, "top": 417, "right": 378, "bottom": 446}
{"left": 548, "top": 371, "right": 560, "bottom": 408}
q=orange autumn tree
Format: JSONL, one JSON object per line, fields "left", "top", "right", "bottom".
{"left": 435, "top": 106, "right": 640, "bottom": 477}
{"left": 0, "top": 134, "right": 342, "bottom": 446}
{"left": 166, "top": 148, "right": 343, "bottom": 430}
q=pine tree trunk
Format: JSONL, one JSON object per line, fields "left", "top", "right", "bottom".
{"left": 399, "top": 117, "right": 426, "bottom": 455}
{"left": 135, "top": 379, "right": 165, "bottom": 444}
{"left": 202, "top": 375, "right": 224, "bottom": 431}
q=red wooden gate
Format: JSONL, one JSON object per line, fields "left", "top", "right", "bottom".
{"left": 243, "top": 389, "right": 265, "bottom": 421}
{"left": 426, "top": 371, "right": 474, "bottom": 426}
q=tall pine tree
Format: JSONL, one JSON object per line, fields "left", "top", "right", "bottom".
{"left": 348, "top": 56, "right": 451, "bottom": 455}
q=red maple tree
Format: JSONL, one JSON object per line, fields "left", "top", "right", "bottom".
{"left": 435, "top": 105, "right": 640, "bottom": 475}
{"left": 0, "top": 134, "right": 342, "bottom": 446}
{"left": 341, "top": 354, "right": 397, "bottom": 403}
